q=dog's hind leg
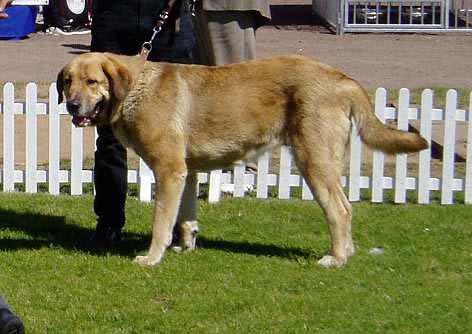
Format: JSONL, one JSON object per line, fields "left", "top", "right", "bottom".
{"left": 173, "top": 173, "right": 199, "bottom": 252}
{"left": 298, "top": 159, "right": 353, "bottom": 267}
{"left": 291, "top": 122, "right": 354, "bottom": 268}
{"left": 134, "top": 155, "right": 188, "bottom": 266}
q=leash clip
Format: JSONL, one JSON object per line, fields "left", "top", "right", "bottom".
{"left": 189, "top": 0, "right": 197, "bottom": 16}
{"left": 140, "top": 41, "right": 152, "bottom": 61}
{"left": 159, "top": 9, "right": 170, "bottom": 20}
{"left": 139, "top": 0, "right": 179, "bottom": 61}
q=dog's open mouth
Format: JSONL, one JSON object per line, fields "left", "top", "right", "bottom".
{"left": 72, "top": 115, "right": 95, "bottom": 127}
{"left": 71, "top": 102, "right": 103, "bottom": 127}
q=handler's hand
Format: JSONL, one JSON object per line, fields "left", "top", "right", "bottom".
{"left": 0, "top": 0, "right": 13, "bottom": 19}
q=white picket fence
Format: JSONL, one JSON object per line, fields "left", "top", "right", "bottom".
{"left": 1, "top": 83, "right": 471, "bottom": 204}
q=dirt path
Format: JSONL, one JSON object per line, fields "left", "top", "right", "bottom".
{"left": 1, "top": 27, "right": 471, "bottom": 89}
{"left": 257, "top": 29, "right": 472, "bottom": 89}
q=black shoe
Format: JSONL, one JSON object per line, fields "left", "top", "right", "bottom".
{"left": 90, "top": 221, "right": 122, "bottom": 250}
{"left": 0, "top": 308, "right": 24, "bottom": 334}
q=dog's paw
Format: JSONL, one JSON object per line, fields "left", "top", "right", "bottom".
{"left": 318, "top": 255, "right": 346, "bottom": 268}
{"left": 133, "top": 254, "right": 162, "bottom": 267}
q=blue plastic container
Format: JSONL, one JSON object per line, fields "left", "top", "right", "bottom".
{"left": 0, "top": 6, "right": 38, "bottom": 40}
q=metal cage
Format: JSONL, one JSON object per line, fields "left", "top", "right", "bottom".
{"left": 313, "top": 0, "right": 472, "bottom": 34}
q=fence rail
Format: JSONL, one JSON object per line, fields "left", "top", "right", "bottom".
{"left": 1, "top": 83, "right": 471, "bottom": 204}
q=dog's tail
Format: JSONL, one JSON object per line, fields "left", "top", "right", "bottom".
{"left": 346, "top": 81, "right": 428, "bottom": 154}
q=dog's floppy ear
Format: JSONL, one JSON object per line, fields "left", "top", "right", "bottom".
{"left": 102, "top": 54, "right": 132, "bottom": 101}
{"left": 56, "top": 69, "right": 64, "bottom": 104}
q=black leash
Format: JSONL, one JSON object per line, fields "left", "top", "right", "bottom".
{"left": 140, "top": 0, "right": 196, "bottom": 62}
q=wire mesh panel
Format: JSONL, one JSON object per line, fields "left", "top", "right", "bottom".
{"left": 450, "top": 0, "right": 472, "bottom": 28}
{"left": 342, "top": 0, "right": 472, "bottom": 32}
{"left": 344, "top": 0, "right": 446, "bottom": 31}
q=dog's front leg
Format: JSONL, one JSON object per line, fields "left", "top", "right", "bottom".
{"left": 134, "top": 163, "right": 187, "bottom": 266}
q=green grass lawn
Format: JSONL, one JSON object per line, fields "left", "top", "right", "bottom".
{"left": 0, "top": 193, "right": 471, "bottom": 334}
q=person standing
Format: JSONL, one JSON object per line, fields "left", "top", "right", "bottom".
{"left": 90, "top": 0, "right": 195, "bottom": 248}
{"left": 193, "top": 0, "right": 271, "bottom": 66}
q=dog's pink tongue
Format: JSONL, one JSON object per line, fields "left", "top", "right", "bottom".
{"left": 72, "top": 116, "right": 90, "bottom": 127}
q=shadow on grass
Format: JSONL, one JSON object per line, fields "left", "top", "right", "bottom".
{"left": 0, "top": 209, "right": 317, "bottom": 261}
{"left": 0, "top": 209, "right": 147, "bottom": 258}
{"left": 197, "top": 236, "right": 317, "bottom": 260}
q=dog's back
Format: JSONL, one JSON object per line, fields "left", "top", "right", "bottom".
{"left": 149, "top": 55, "right": 427, "bottom": 171}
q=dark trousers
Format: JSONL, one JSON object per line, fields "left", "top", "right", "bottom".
{"left": 91, "top": 0, "right": 195, "bottom": 229}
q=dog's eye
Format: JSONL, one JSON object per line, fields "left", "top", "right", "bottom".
{"left": 64, "top": 78, "right": 72, "bottom": 86}
{"left": 87, "top": 79, "right": 98, "bottom": 86}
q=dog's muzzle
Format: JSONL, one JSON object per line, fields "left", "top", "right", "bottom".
{"left": 68, "top": 99, "right": 104, "bottom": 127}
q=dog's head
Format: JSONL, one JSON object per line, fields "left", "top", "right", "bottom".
{"left": 57, "top": 52, "right": 132, "bottom": 127}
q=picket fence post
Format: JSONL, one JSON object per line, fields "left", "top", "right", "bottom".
{"left": 348, "top": 122, "right": 362, "bottom": 201}
{"left": 441, "top": 90, "right": 458, "bottom": 204}
{"left": 394, "top": 88, "right": 409, "bottom": 203}
{"left": 301, "top": 178, "right": 314, "bottom": 201}
{"left": 208, "top": 170, "right": 222, "bottom": 203}
{"left": 139, "top": 158, "right": 153, "bottom": 202}
{"left": 256, "top": 151, "right": 270, "bottom": 199}
{"left": 2, "top": 83, "right": 15, "bottom": 192}
{"left": 70, "top": 118, "right": 83, "bottom": 195}
{"left": 233, "top": 164, "right": 246, "bottom": 198}
{"left": 466, "top": 92, "right": 472, "bottom": 204}
{"left": 25, "top": 83, "right": 38, "bottom": 193}
{"left": 371, "top": 87, "right": 387, "bottom": 203}
{"left": 278, "top": 146, "right": 292, "bottom": 199}
{"left": 49, "top": 83, "right": 61, "bottom": 195}
{"left": 418, "top": 89, "right": 433, "bottom": 204}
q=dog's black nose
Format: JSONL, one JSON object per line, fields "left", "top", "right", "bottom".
{"left": 66, "top": 101, "right": 81, "bottom": 115}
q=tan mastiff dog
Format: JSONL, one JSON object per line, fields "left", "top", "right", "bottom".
{"left": 57, "top": 52, "right": 428, "bottom": 268}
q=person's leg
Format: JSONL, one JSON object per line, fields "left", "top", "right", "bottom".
{"left": 42, "top": 4, "right": 53, "bottom": 31}
{"left": 89, "top": 4, "right": 140, "bottom": 247}
{"left": 0, "top": 296, "right": 24, "bottom": 334}
{"left": 192, "top": 8, "right": 216, "bottom": 65}
{"left": 202, "top": 11, "right": 258, "bottom": 65}
{"left": 92, "top": 125, "right": 128, "bottom": 246}
{"left": 46, "top": 0, "right": 70, "bottom": 29}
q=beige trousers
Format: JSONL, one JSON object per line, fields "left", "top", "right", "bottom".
{"left": 193, "top": 10, "right": 259, "bottom": 66}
